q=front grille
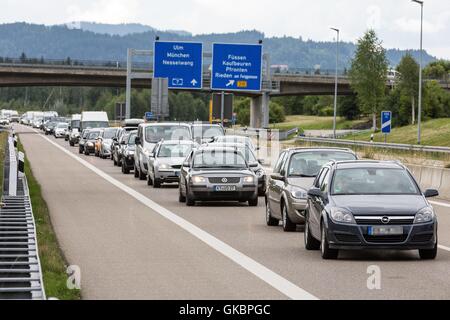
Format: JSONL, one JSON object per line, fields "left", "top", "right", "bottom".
{"left": 411, "top": 233, "right": 434, "bottom": 243}
{"left": 171, "top": 165, "right": 182, "bottom": 169}
{"left": 355, "top": 216, "right": 415, "bottom": 225}
{"left": 364, "top": 235, "right": 408, "bottom": 243}
{"left": 208, "top": 177, "right": 241, "bottom": 184}
{"left": 334, "top": 233, "right": 360, "bottom": 243}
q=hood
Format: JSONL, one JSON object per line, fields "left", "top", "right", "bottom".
{"left": 103, "top": 139, "right": 113, "bottom": 145}
{"left": 287, "top": 177, "right": 315, "bottom": 190}
{"left": 332, "top": 195, "right": 427, "bottom": 216}
{"left": 192, "top": 169, "right": 254, "bottom": 176}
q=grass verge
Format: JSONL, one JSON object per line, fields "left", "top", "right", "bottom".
{"left": 17, "top": 137, "right": 81, "bottom": 300}
{"left": 0, "top": 131, "right": 8, "bottom": 186}
{"left": 270, "top": 115, "right": 369, "bottom": 132}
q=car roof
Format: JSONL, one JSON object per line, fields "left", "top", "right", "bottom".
{"left": 334, "top": 160, "right": 405, "bottom": 170}
{"left": 159, "top": 140, "right": 196, "bottom": 145}
{"left": 139, "top": 122, "right": 190, "bottom": 128}
{"left": 196, "top": 146, "right": 244, "bottom": 153}
{"left": 208, "top": 142, "right": 247, "bottom": 148}
{"left": 286, "top": 147, "right": 355, "bottom": 153}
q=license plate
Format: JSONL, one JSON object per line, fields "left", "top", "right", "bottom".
{"left": 368, "top": 226, "right": 403, "bottom": 236}
{"left": 214, "top": 185, "right": 236, "bottom": 192}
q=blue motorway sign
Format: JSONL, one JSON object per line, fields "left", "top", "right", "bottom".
{"left": 381, "top": 111, "right": 392, "bottom": 134}
{"left": 145, "top": 112, "right": 154, "bottom": 121}
{"left": 154, "top": 41, "right": 203, "bottom": 90}
{"left": 211, "top": 43, "right": 263, "bottom": 92}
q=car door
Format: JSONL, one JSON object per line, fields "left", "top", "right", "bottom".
{"left": 148, "top": 143, "right": 159, "bottom": 178}
{"left": 180, "top": 151, "right": 194, "bottom": 194}
{"left": 309, "top": 167, "right": 330, "bottom": 238}
{"left": 135, "top": 126, "right": 144, "bottom": 169}
{"left": 267, "top": 151, "right": 287, "bottom": 219}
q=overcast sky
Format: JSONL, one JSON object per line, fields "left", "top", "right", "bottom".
{"left": 2, "top": 0, "right": 449, "bottom": 58}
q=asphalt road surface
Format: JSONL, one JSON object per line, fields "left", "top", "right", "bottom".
{"left": 15, "top": 124, "right": 450, "bottom": 300}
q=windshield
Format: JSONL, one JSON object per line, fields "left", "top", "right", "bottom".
{"left": 288, "top": 151, "right": 356, "bottom": 177}
{"left": 158, "top": 144, "right": 193, "bottom": 158}
{"left": 88, "top": 132, "right": 100, "bottom": 139}
{"left": 82, "top": 121, "right": 109, "bottom": 130}
{"left": 193, "top": 150, "right": 247, "bottom": 169}
{"left": 103, "top": 129, "right": 118, "bottom": 139}
{"left": 145, "top": 126, "right": 191, "bottom": 143}
{"left": 127, "top": 133, "right": 136, "bottom": 145}
{"left": 57, "top": 123, "right": 68, "bottom": 128}
{"left": 71, "top": 120, "right": 80, "bottom": 128}
{"left": 192, "top": 126, "right": 224, "bottom": 139}
{"left": 332, "top": 168, "right": 419, "bottom": 195}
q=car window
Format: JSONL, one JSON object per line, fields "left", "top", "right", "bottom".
{"left": 273, "top": 152, "right": 286, "bottom": 174}
{"left": 332, "top": 168, "right": 420, "bottom": 195}
{"left": 320, "top": 169, "right": 331, "bottom": 193}
{"left": 158, "top": 144, "right": 193, "bottom": 158}
{"left": 317, "top": 168, "right": 329, "bottom": 189}
{"left": 193, "top": 150, "right": 247, "bottom": 169}
{"left": 288, "top": 151, "right": 356, "bottom": 178}
{"left": 145, "top": 126, "right": 191, "bottom": 143}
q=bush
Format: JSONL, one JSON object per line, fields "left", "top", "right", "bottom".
{"left": 269, "top": 102, "right": 286, "bottom": 124}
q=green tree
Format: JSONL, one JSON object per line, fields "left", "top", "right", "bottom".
{"left": 423, "top": 81, "right": 448, "bottom": 119}
{"left": 349, "top": 30, "right": 389, "bottom": 130}
{"left": 234, "top": 98, "right": 251, "bottom": 126}
{"left": 396, "top": 54, "right": 419, "bottom": 124}
{"left": 269, "top": 101, "right": 286, "bottom": 123}
{"left": 338, "top": 95, "right": 360, "bottom": 120}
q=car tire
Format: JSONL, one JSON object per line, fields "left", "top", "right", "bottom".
{"left": 78, "top": 148, "right": 82, "bottom": 154}
{"left": 70, "top": 141, "right": 74, "bottom": 147}
{"left": 248, "top": 196, "right": 258, "bottom": 207}
{"left": 320, "top": 222, "right": 338, "bottom": 260}
{"left": 186, "top": 186, "right": 195, "bottom": 206}
{"left": 281, "top": 202, "right": 296, "bottom": 232}
{"left": 419, "top": 239, "right": 438, "bottom": 260}
{"left": 84, "top": 150, "right": 90, "bottom": 156}
{"left": 139, "top": 166, "right": 146, "bottom": 181}
{"left": 134, "top": 164, "right": 139, "bottom": 178}
{"left": 147, "top": 174, "right": 153, "bottom": 186}
{"left": 265, "top": 200, "right": 279, "bottom": 226}
{"left": 304, "top": 211, "right": 320, "bottom": 250}
{"left": 113, "top": 157, "right": 117, "bottom": 166}
{"left": 153, "top": 178, "right": 162, "bottom": 188}
{"left": 179, "top": 186, "right": 186, "bottom": 203}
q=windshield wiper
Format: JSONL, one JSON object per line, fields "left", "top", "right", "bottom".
{"left": 289, "top": 174, "right": 316, "bottom": 178}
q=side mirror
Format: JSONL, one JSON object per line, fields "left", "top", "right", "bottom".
{"left": 308, "top": 187, "right": 323, "bottom": 198}
{"left": 135, "top": 137, "right": 141, "bottom": 145}
{"left": 149, "top": 152, "right": 155, "bottom": 158}
{"left": 424, "top": 189, "right": 439, "bottom": 198}
{"left": 270, "top": 174, "right": 286, "bottom": 182}
{"left": 183, "top": 161, "right": 190, "bottom": 168}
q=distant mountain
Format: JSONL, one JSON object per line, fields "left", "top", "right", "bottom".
{"left": 64, "top": 21, "right": 155, "bottom": 36}
{"left": 0, "top": 23, "right": 436, "bottom": 70}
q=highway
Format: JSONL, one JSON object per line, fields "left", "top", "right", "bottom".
{"left": 15, "top": 124, "right": 450, "bottom": 300}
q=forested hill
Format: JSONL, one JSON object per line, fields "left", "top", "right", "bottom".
{"left": 0, "top": 22, "right": 436, "bottom": 69}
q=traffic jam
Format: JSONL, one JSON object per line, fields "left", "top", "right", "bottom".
{"left": 32, "top": 111, "right": 440, "bottom": 261}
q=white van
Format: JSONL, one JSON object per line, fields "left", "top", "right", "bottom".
{"left": 80, "top": 111, "right": 109, "bottom": 131}
{"left": 134, "top": 123, "right": 192, "bottom": 180}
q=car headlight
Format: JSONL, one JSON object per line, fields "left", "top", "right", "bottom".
{"left": 243, "top": 176, "right": 255, "bottom": 183}
{"left": 255, "top": 169, "right": 265, "bottom": 177}
{"left": 329, "top": 207, "right": 356, "bottom": 224}
{"left": 414, "top": 207, "right": 435, "bottom": 224}
{"left": 158, "top": 163, "right": 171, "bottom": 170}
{"left": 192, "top": 176, "right": 206, "bottom": 184}
{"left": 290, "top": 187, "right": 307, "bottom": 199}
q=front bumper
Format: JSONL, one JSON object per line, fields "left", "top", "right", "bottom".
{"left": 188, "top": 184, "right": 257, "bottom": 201}
{"left": 85, "top": 144, "right": 95, "bottom": 152}
{"left": 123, "top": 155, "right": 135, "bottom": 169}
{"left": 54, "top": 131, "right": 66, "bottom": 137}
{"left": 286, "top": 198, "right": 308, "bottom": 224}
{"left": 155, "top": 169, "right": 181, "bottom": 183}
{"left": 326, "top": 219, "right": 437, "bottom": 250}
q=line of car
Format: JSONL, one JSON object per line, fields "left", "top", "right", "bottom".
{"left": 39, "top": 118, "right": 441, "bottom": 261}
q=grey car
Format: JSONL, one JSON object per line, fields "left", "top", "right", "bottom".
{"left": 147, "top": 140, "right": 198, "bottom": 188}
{"left": 98, "top": 128, "right": 119, "bottom": 159}
{"left": 179, "top": 146, "right": 258, "bottom": 206}
{"left": 266, "top": 148, "right": 358, "bottom": 231}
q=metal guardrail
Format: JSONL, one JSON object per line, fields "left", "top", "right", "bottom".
{"left": 0, "top": 133, "right": 45, "bottom": 300}
{"left": 296, "top": 136, "right": 450, "bottom": 154}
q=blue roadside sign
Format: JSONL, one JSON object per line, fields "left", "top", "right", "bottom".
{"left": 381, "top": 111, "right": 392, "bottom": 134}
{"left": 154, "top": 41, "right": 203, "bottom": 90}
{"left": 211, "top": 43, "right": 263, "bottom": 92}
{"left": 145, "top": 112, "right": 154, "bottom": 121}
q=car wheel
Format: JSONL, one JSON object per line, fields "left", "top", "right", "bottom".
{"left": 320, "top": 222, "right": 338, "bottom": 259}
{"left": 179, "top": 186, "right": 186, "bottom": 203}
{"left": 139, "top": 166, "right": 146, "bottom": 180}
{"left": 248, "top": 196, "right": 258, "bottom": 207}
{"left": 304, "top": 211, "right": 320, "bottom": 250}
{"left": 419, "top": 238, "right": 438, "bottom": 260}
{"left": 147, "top": 174, "right": 153, "bottom": 186}
{"left": 78, "top": 148, "right": 82, "bottom": 154}
{"left": 84, "top": 150, "right": 90, "bottom": 156}
{"left": 186, "top": 186, "right": 195, "bottom": 206}
{"left": 70, "top": 141, "right": 74, "bottom": 147}
{"left": 281, "top": 202, "right": 296, "bottom": 232}
{"left": 153, "top": 177, "right": 162, "bottom": 188}
{"left": 265, "top": 200, "right": 279, "bottom": 226}
{"left": 134, "top": 164, "right": 139, "bottom": 178}
{"left": 113, "top": 157, "right": 117, "bottom": 166}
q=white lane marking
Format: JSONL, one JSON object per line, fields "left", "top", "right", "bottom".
{"left": 30, "top": 129, "right": 317, "bottom": 300}
{"left": 430, "top": 201, "right": 450, "bottom": 209}
{"left": 439, "top": 245, "right": 450, "bottom": 252}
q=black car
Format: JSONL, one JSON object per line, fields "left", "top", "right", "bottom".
{"left": 121, "top": 131, "right": 137, "bottom": 174}
{"left": 304, "top": 160, "right": 439, "bottom": 260}
{"left": 83, "top": 130, "right": 102, "bottom": 156}
{"left": 112, "top": 131, "right": 129, "bottom": 166}
{"left": 179, "top": 146, "right": 258, "bottom": 206}
{"left": 78, "top": 129, "right": 91, "bottom": 154}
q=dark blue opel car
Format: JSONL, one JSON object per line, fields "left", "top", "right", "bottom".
{"left": 304, "top": 160, "right": 439, "bottom": 260}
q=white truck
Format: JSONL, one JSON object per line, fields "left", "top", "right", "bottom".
{"left": 80, "top": 111, "right": 109, "bottom": 131}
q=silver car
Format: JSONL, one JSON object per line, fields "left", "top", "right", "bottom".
{"left": 147, "top": 140, "right": 198, "bottom": 188}
{"left": 266, "top": 148, "right": 358, "bottom": 232}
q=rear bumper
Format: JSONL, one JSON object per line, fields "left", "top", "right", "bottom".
{"left": 326, "top": 220, "right": 437, "bottom": 250}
